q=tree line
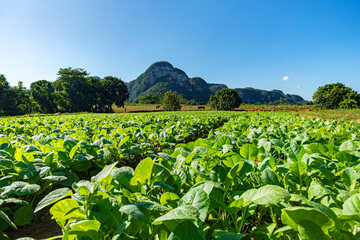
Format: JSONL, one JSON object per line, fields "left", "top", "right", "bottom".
{"left": 1, "top": 68, "right": 359, "bottom": 116}
{"left": 0, "top": 68, "right": 128, "bottom": 116}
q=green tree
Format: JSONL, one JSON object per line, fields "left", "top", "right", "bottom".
{"left": 101, "top": 76, "right": 129, "bottom": 112}
{"left": 313, "top": 83, "right": 360, "bottom": 109}
{"left": 162, "top": 91, "right": 182, "bottom": 111}
{"left": 86, "top": 76, "right": 104, "bottom": 112}
{"left": 0, "top": 74, "right": 11, "bottom": 115}
{"left": 209, "top": 88, "right": 242, "bottom": 110}
{"left": 1, "top": 80, "right": 39, "bottom": 115}
{"left": 54, "top": 67, "right": 92, "bottom": 112}
{"left": 30, "top": 80, "right": 57, "bottom": 113}
{"left": 139, "top": 95, "right": 161, "bottom": 104}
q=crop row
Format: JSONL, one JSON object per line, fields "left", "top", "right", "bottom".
{"left": 8, "top": 112, "right": 360, "bottom": 239}
{"left": 0, "top": 112, "right": 237, "bottom": 238}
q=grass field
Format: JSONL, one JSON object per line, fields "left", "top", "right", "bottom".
{"left": 116, "top": 103, "right": 360, "bottom": 122}
{"left": 113, "top": 104, "right": 211, "bottom": 113}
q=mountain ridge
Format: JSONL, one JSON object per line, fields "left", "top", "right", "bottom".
{"left": 127, "top": 61, "right": 305, "bottom": 104}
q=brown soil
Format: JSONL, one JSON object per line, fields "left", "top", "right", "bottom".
{"left": 5, "top": 206, "right": 62, "bottom": 239}
{"left": 237, "top": 108, "right": 312, "bottom": 112}
{"left": 298, "top": 114, "right": 317, "bottom": 119}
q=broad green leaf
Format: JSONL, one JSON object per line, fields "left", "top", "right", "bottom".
{"left": 52, "top": 172, "right": 80, "bottom": 187}
{"left": 119, "top": 203, "right": 149, "bottom": 224}
{"left": 281, "top": 207, "right": 334, "bottom": 236}
{"left": 132, "top": 157, "right": 153, "bottom": 185}
{"left": 13, "top": 204, "right": 34, "bottom": 226}
{"left": 290, "top": 161, "right": 307, "bottom": 177}
{"left": 153, "top": 205, "right": 198, "bottom": 229}
{"left": 120, "top": 201, "right": 168, "bottom": 225}
{"left": 240, "top": 144, "right": 258, "bottom": 160}
{"left": 308, "top": 181, "right": 333, "bottom": 201}
{"left": 241, "top": 185, "right": 290, "bottom": 205}
{"left": 343, "top": 194, "right": 360, "bottom": 214}
{"left": 270, "top": 139, "right": 284, "bottom": 148}
{"left": 298, "top": 220, "right": 331, "bottom": 240}
{"left": 160, "top": 192, "right": 180, "bottom": 206}
{"left": 1, "top": 182, "right": 40, "bottom": 197}
{"left": 69, "top": 220, "right": 101, "bottom": 240}
{"left": 35, "top": 188, "right": 73, "bottom": 213}
{"left": 223, "top": 152, "right": 242, "bottom": 168}
{"left": 50, "top": 199, "right": 83, "bottom": 226}
{"left": 192, "top": 181, "right": 229, "bottom": 209}
{"left": 342, "top": 168, "right": 359, "bottom": 192}
{"left": 229, "top": 198, "right": 244, "bottom": 214}
{"left": 178, "top": 188, "right": 210, "bottom": 222}
{"left": 92, "top": 162, "right": 118, "bottom": 183}
{"left": 168, "top": 220, "right": 205, "bottom": 240}
{"left": 0, "top": 210, "right": 17, "bottom": 230}
{"left": 215, "top": 136, "right": 231, "bottom": 147}
{"left": 210, "top": 165, "right": 227, "bottom": 183}
{"left": 111, "top": 167, "right": 134, "bottom": 187}
{"left": 118, "top": 136, "right": 129, "bottom": 148}
{"left": 73, "top": 180, "right": 94, "bottom": 196}
{"left": 260, "top": 169, "right": 279, "bottom": 185}
{"left": 44, "top": 152, "right": 54, "bottom": 167}
{"left": 340, "top": 140, "right": 356, "bottom": 152}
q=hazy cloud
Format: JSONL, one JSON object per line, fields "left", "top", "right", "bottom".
{"left": 296, "top": 85, "right": 301, "bottom": 89}
{"left": 346, "top": 83, "right": 352, "bottom": 87}
{"left": 282, "top": 75, "right": 290, "bottom": 81}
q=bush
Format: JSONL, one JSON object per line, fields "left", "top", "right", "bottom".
{"left": 162, "top": 91, "right": 182, "bottom": 111}
{"left": 313, "top": 83, "right": 360, "bottom": 109}
{"left": 209, "top": 88, "right": 242, "bottom": 110}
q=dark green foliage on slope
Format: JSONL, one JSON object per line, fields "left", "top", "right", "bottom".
{"left": 208, "top": 83, "right": 227, "bottom": 94}
{"left": 139, "top": 95, "right": 162, "bottom": 104}
{"left": 235, "top": 87, "right": 305, "bottom": 104}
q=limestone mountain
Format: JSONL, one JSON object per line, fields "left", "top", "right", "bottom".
{"left": 127, "top": 61, "right": 305, "bottom": 104}
{"left": 127, "top": 61, "right": 216, "bottom": 102}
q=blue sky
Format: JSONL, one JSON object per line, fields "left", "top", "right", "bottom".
{"left": 1, "top": 0, "right": 360, "bottom": 100}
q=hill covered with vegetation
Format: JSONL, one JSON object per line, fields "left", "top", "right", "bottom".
{"left": 127, "top": 61, "right": 305, "bottom": 104}
{"left": 235, "top": 87, "right": 305, "bottom": 104}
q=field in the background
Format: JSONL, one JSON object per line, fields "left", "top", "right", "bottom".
{"left": 114, "top": 104, "right": 211, "bottom": 113}
{"left": 298, "top": 108, "right": 360, "bottom": 122}
{"left": 115, "top": 104, "right": 360, "bottom": 122}
{"left": 115, "top": 104, "right": 313, "bottom": 113}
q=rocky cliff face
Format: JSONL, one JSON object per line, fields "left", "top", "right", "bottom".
{"left": 127, "top": 61, "right": 305, "bottom": 104}
{"left": 127, "top": 61, "right": 213, "bottom": 102}
{"left": 145, "top": 62, "right": 189, "bottom": 87}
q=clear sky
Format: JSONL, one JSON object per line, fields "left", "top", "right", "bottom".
{"left": 1, "top": 0, "right": 360, "bottom": 100}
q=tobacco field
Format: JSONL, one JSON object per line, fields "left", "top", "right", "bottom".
{"left": 2, "top": 111, "right": 360, "bottom": 239}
